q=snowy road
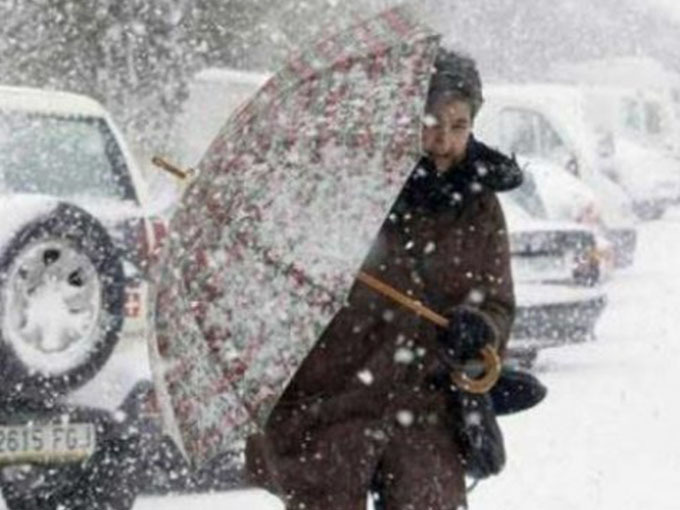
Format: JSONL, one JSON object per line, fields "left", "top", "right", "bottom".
{"left": 132, "top": 212, "right": 680, "bottom": 509}
{"left": 471, "top": 211, "right": 680, "bottom": 510}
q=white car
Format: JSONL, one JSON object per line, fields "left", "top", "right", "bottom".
{"left": 0, "top": 86, "right": 166, "bottom": 509}
{"left": 476, "top": 84, "right": 639, "bottom": 265}
{"left": 511, "top": 157, "right": 620, "bottom": 276}
{"left": 501, "top": 195, "right": 608, "bottom": 366}
{"left": 609, "top": 137, "right": 680, "bottom": 220}
{"left": 575, "top": 84, "right": 680, "bottom": 219}
{"left": 548, "top": 56, "right": 680, "bottom": 157}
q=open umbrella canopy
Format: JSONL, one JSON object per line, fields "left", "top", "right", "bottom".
{"left": 151, "top": 5, "right": 441, "bottom": 468}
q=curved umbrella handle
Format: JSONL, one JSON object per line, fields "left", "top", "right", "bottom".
{"left": 449, "top": 345, "right": 501, "bottom": 394}
{"left": 357, "top": 271, "right": 501, "bottom": 394}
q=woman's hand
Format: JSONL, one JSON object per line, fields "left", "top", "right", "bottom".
{"left": 438, "top": 307, "right": 496, "bottom": 362}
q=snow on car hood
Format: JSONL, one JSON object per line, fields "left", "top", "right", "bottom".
{"left": 0, "top": 194, "right": 60, "bottom": 253}
{"left": 500, "top": 193, "right": 597, "bottom": 236}
{"left": 68, "top": 195, "right": 147, "bottom": 223}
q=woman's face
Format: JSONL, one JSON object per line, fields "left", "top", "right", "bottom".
{"left": 421, "top": 99, "right": 473, "bottom": 171}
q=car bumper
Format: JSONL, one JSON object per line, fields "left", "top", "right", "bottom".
{"left": 510, "top": 283, "right": 607, "bottom": 350}
{"left": 0, "top": 384, "right": 162, "bottom": 505}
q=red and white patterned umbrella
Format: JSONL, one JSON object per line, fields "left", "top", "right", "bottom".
{"left": 150, "top": 5, "right": 441, "bottom": 468}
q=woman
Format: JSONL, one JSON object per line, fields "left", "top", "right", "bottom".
{"left": 246, "top": 48, "right": 523, "bottom": 510}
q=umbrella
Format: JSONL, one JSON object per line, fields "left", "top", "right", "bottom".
{"left": 151, "top": 5, "right": 444, "bottom": 468}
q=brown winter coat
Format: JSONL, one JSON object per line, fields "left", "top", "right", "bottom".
{"left": 246, "top": 139, "right": 522, "bottom": 510}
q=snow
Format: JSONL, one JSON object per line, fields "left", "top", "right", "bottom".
{"left": 133, "top": 489, "right": 285, "bottom": 510}
{"left": 634, "top": 0, "right": 680, "bottom": 22}
{"left": 471, "top": 213, "right": 680, "bottom": 510}
{"left": 0, "top": 195, "right": 58, "bottom": 250}
{"left": 66, "top": 328, "right": 152, "bottom": 412}
{"left": 2, "top": 3, "right": 680, "bottom": 508}
{"left": 0, "top": 85, "right": 108, "bottom": 117}
{"left": 126, "top": 209, "right": 680, "bottom": 510}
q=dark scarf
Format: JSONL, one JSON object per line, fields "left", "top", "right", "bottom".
{"left": 394, "top": 135, "right": 523, "bottom": 217}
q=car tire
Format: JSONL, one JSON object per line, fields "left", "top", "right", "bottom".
{"left": 0, "top": 202, "right": 125, "bottom": 399}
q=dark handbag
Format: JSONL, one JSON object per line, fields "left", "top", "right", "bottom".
{"left": 452, "top": 390, "right": 506, "bottom": 479}
{"left": 491, "top": 366, "right": 547, "bottom": 416}
{"left": 451, "top": 366, "right": 546, "bottom": 479}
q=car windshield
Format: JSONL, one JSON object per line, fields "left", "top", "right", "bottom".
{"left": 507, "top": 170, "right": 549, "bottom": 219}
{"left": 0, "top": 111, "right": 137, "bottom": 202}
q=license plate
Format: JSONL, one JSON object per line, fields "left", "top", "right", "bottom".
{"left": 0, "top": 423, "right": 96, "bottom": 464}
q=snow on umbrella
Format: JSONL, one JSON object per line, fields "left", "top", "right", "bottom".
{"left": 151, "top": 5, "right": 441, "bottom": 468}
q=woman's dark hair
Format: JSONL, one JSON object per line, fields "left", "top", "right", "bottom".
{"left": 426, "top": 48, "right": 483, "bottom": 119}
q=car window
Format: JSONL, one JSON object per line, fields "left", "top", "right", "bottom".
{"left": 672, "top": 89, "right": 680, "bottom": 121}
{"left": 643, "top": 101, "right": 663, "bottom": 135}
{"left": 621, "top": 97, "right": 642, "bottom": 132}
{"left": 499, "top": 108, "right": 539, "bottom": 155}
{"left": 506, "top": 169, "right": 549, "bottom": 219}
{"left": 536, "top": 115, "right": 567, "bottom": 157}
{"left": 0, "top": 111, "right": 137, "bottom": 202}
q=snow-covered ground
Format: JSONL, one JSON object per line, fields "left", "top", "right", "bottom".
{"left": 133, "top": 210, "right": 680, "bottom": 509}
{"left": 471, "top": 212, "right": 680, "bottom": 509}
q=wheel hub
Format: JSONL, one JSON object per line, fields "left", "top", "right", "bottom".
{"left": 2, "top": 239, "right": 102, "bottom": 375}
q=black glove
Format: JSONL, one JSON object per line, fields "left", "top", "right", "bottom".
{"left": 439, "top": 307, "right": 496, "bottom": 362}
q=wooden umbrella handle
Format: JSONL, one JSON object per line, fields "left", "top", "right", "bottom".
{"left": 449, "top": 345, "right": 501, "bottom": 394}
{"left": 151, "top": 156, "right": 195, "bottom": 180}
{"left": 356, "top": 271, "right": 449, "bottom": 327}
{"left": 356, "top": 271, "right": 501, "bottom": 394}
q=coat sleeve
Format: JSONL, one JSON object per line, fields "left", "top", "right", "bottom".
{"left": 473, "top": 193, "right": 516, "bottom": 357}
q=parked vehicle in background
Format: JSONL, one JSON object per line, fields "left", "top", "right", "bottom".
{"left": 0, "top": 86, "right": 166, "bottom": 510}
{"left": 171, "top": 67, "right": 269, "bottom": 171}
{"left": 546, "top": 59, "right": 680, "bottom": 219}
{"left": 609, "top": 137, "right": 680, "bottom": 220}
{"left": 568, "top": 83, "right": 680, "bottom": 220}
{"left": 548, "top": 55, "right": 680, "bottom": 157}
{"left": 502, "top": 193, "right": 608, "bottom": 366}
{"left": 476, "top": 84, "right": 639, "bottom": 266}
{"left": 583, "top": 86, "right": 680, "bottom": 219}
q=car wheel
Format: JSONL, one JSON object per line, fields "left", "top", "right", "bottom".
{"left": 0, "top": 202, "right": 125, "bottom": 399}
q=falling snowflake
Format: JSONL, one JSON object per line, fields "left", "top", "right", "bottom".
{"left": 394, "top": 347, "right": 415, "bottom": 364}
{"left": 357, "top": 369, "right": 374, "bottom": 385}
{"left": 396, "top": 409, "right": 414, "bottom": 427}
